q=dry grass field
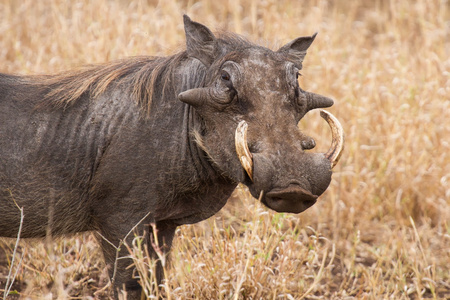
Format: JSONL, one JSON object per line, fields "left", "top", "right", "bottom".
{"left": 0, "top": 0, "right": 449, "bottom": 299}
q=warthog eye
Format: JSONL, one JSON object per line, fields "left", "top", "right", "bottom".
{"left": 221, "top": 71, "right": 231, "bottom": 81}
{"left": 221, "top": 70, "right": 235, "bottom": 93}
{"left": 294, "top": 72, "right": 301, "bottom": 99}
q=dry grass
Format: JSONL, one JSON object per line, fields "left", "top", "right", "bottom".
{"left": 0, "top": 0, "right": 449, "bottom": 299}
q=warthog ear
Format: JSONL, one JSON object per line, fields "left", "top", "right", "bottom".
{"left": 183, "top": 15, "right": 217, "bottom": 66}
{"left": 277, "top": 33, "right": 317, "bottom": 69}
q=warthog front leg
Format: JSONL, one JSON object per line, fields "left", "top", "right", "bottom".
{"left": 99, "top": 219, "right": 177, "bottom": 299}
{"left": 147, "top": 221, "right": 177, "bottom": 288}
{"left": 99, "top": 225, "right": 146, "bottom": 299}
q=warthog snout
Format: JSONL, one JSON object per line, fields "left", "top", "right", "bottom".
{"left": 235, "top": 110, "right": 344, "bottom": 213}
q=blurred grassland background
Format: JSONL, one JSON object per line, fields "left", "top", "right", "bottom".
{"left": 0, "top": 0, "right": 449, "bottom": 299}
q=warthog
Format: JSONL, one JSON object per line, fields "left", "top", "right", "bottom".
{"left": 0, "top": 15, "right": 343, "bottom": 298}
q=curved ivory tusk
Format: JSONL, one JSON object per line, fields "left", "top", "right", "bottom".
{"left": 320, "top": 110, "right": 345, "bottom": 169}
{"left": 235, "top": 120, "right": 254, "bottom": 181}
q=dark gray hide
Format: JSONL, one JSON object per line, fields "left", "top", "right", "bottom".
{"left": 0, "top": 15, "right": 341, "bottom": 298}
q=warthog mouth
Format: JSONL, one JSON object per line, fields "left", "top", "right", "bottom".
{"left": 264, "top": 185, "right": 318, "bottom": 213}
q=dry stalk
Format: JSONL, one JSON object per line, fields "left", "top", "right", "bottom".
{"left": 3, "top": 191, "right": 24, "bottom": 300}
{"left": 299, "top": 247, "right": 329, "bottom": 299}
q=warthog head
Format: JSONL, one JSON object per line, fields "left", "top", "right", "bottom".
{"left": 179, "top": 16, "right": 344, "bottom": 213}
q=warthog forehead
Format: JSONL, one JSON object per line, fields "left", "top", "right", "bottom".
{"left": 234, "top": 51, "right": 295, "bottom": 92}
{"left": 238, "top": 50, "right": 285, "bottom": 71}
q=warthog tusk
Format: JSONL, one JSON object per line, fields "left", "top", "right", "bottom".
{"left": 235, "top": 120, "right": 254, "bottom": 181}
{"left": 320, "top": 110, "right": 344, "bottom": 169}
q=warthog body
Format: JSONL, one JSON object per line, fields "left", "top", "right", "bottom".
{"left": 0, "top": 16, "right": 343, "bottom": 298}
